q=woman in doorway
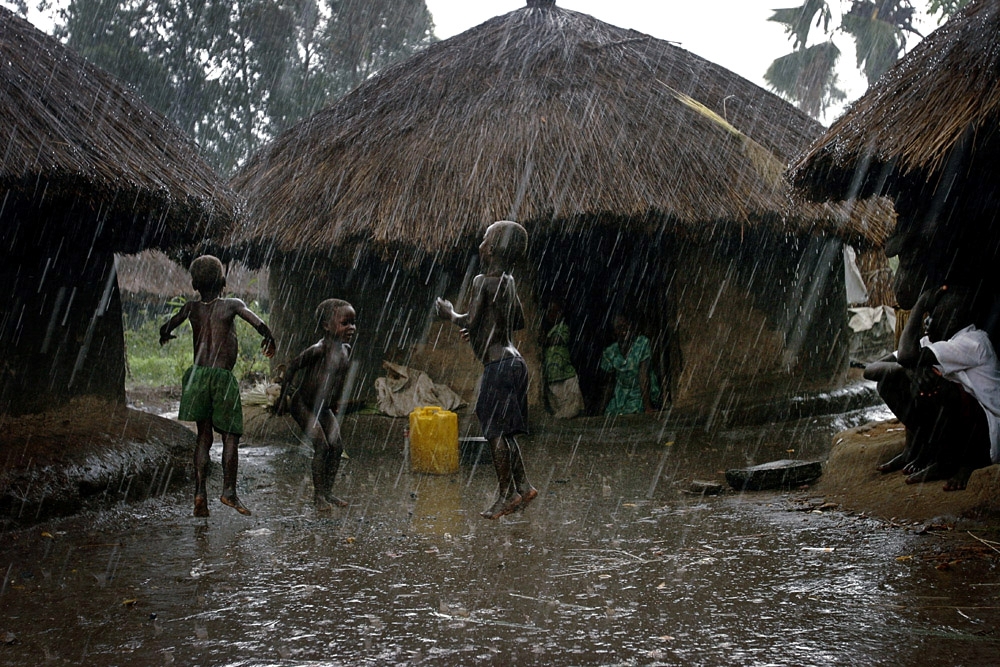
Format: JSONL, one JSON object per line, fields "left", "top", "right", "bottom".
{"left": 600, "top": 313, "right": 660, "bottom": 415}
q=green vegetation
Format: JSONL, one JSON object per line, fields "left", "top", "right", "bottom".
{"left": 766, "top": 0, "right": 972, "bottom": 119}
{"left": 124, "top": 300, "right": 271, "bottom": 389}
{"left": 56, "top": 0, "right": 435, "bottom": 175}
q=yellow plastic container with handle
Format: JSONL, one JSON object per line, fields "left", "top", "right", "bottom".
{"left": 408, "top": 406, "right": 459, "bottom": 474}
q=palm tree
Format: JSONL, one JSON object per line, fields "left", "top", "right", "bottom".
{"left": 766, "top": 0, "right": 931, "bottom": 119}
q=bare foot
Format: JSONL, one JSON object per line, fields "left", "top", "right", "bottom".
{"left": 905, "top": 463, "right": 951, "bottom": 485}
{"left": 220, "top": 494, "right": 252, "bottom": 516}
{"left": 315, "top": 494, "right": 348, "bottom": 511}
{"left": 943, "top": 468, "right": 974, "bottom": 492}
{"left": 516, "top": 487, "right": 538, "bottom": 512}
{"left": 480, "top": 494, "right": 522, "bottom": 520}
{"left": 194, "top": 495, "right": 209, "bottom": 517}
{"left": 876, "top": 453, "right": 908, "bottom": 474}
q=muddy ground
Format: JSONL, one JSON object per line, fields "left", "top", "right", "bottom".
{"left": 1, "top": 389, "right": 999, "bottom": 665}
{"left": 3, "top": 380, "right": 1000, "bottom": 530}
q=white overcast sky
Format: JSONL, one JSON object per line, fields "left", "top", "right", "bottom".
{"left": 424, "top": 0, "right": 939, "bottom": 125}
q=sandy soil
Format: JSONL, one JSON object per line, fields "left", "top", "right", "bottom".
{"left": 816, "top": 419, "right": 1000, "bottom": 523}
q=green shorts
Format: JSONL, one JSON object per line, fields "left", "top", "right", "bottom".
{"left": 178, "top": 366, "right": 244, "bottom": 434}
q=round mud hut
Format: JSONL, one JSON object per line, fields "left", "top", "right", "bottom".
{"left": 232, "top": 0, "right": 889, "bottom": 421}
{"left": 791, "top": 0, "right": 1000, "bottom": 310}
{"left": 0, "top": 9, "right": 239, "bottom": 416}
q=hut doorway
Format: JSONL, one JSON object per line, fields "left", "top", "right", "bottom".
{"left": 532, "top": 225, "right": 677, "bottom": 415}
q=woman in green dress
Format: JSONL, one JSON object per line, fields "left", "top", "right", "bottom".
{"left": 600, "top": 314, "right": 660, "bottom": 415}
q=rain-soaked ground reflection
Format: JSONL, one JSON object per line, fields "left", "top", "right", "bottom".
{"left": 2, "top": 406, "right": 998, "bottom": 665}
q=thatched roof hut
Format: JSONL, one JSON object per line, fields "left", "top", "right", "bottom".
{"left": 0, "top": 8, "right": 239, "bottom": 415}
{"left": 790, "top": 0, "right": 1000, "bottom": 308}
{"left": 0, "top": 10, "right": 238, "bottom": 248}
{"left": 232, "top": 1, "right": 890, "bottom": 419}
{"left": 233, "top": 1, "right": 889, "bottom": 258}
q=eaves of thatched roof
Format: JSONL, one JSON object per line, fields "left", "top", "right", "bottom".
{"left": 790, "top": 0, "right": 1000, "bottom": 202}
{"left": 232, "top": 1, "right": 882, "bottom": 262}
{"left": 117, "top": 250, "right": 267, "bottom": 302}
{"left": 0, "top": 8, "right": 239, "bottom": 252}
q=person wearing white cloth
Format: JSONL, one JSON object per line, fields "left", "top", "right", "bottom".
{"left": 864, "top": 285, "right": 1000, "bottom": 490}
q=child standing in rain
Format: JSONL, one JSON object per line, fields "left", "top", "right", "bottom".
{"left": 276, "top": 299, "right": 357, "bottom": 510}
{"left": 436, "top": 220, "right": 538, "bottom": 520}
{"left": 160, "top": 255, "right": 276, "bottom": 517}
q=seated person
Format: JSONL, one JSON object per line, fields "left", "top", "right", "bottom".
{"left": 541, "top": 300, "right": 584, "bottom": 419}
{"left": 600, "top": 313, "right": 660, "bottom": 415}
{"left": 863, "top": 285, "right": 1000, "bottom": 490}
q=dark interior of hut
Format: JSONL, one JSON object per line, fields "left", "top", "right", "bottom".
{"left": 532, "top": 227, "right": 678, "bottom": 415}
{"left": 2, "top": 199, "right": 128, "bottom": 415}
{"left": 533, "top": 222, "right": 849, "bottom": 414}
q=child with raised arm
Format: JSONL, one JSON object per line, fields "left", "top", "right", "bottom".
{"left": 276, "top": 299, "right": 356, "bottom": 511}
{"left": 436, "top": 220, "right": 538, "bottom": 520}
{"left": 159, "top": 255, "right": 276, "bottom": 517}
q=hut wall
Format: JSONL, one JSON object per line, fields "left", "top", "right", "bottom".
{"left": 266, "top": 232, "right": 846, "bottom": 420}
{"left": 1, "top": 214, "right": 126, "bottom": 415}
{"left": 670, "top": 236, "right": 848, "bottom": 414}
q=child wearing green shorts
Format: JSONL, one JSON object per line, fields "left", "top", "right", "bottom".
{"left": 160, "top": 255, "right": 275, "bottom": 517}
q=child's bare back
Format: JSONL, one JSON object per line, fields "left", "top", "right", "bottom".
{"left": 158, "top": 255, "right": 275, "bottom": 518}
{"left": 462, "top": 273, "right": 524, "bottom": 365}
{"left": 166, "top": 298, "right": 270, "bottom": 370}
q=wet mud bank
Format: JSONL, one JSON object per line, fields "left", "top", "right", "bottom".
{"left": 0, "top": 398, "right": 193, "bottom": 528}
{"left": 663, "top": 374, "right": 882, "bottom": 430}
{"left": 817, "top": 419, "right": 1000, "bottom": 523}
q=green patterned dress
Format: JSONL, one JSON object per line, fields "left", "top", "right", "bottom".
{"left": 600, "top": 335, "right": 660, "bottom": 415}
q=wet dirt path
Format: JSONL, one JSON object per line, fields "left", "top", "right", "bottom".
{"left": 1, "top": 409, "right": 998, "bottom": 665}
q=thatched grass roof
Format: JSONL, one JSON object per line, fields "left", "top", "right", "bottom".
{"left": 790, "top": 0, "right": 1000, "bottom": 202}
{"left": 117, "top": 250, "right": 268, "bottom": 302}
{"left": 232, "top": 1, "right": 888, "bottom": 262}
{"left": 0, "top": 8, "right": 239, "bottom": 251}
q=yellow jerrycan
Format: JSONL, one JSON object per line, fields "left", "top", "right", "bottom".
{"left": 408, "top": 406, "right": 459, "bottom": 474}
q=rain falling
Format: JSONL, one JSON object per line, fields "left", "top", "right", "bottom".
{"left": 2, "top": 1, "right": 1000, "bottom": 665}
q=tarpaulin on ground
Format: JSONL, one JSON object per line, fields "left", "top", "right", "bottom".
{"left": 374, "top": 361, "right": 465, "bottom": 417}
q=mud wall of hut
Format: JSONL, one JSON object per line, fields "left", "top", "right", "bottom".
{"left": 266, "top": 228, "right": 847, "bottom": 421}
{"left": 669, "top": 235, "right": 849, "bottom": 415}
